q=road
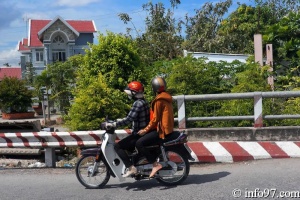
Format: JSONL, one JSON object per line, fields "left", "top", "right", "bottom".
{"left": 0, "top": 158, "right": 299, "bottom": 200}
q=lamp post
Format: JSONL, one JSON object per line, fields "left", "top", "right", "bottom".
{"left": 40, "top": 86, "right": 51, "bottom": 124}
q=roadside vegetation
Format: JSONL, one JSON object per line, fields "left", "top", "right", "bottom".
{"left": 25, "top": 0, "right": 300, "bottom": 130}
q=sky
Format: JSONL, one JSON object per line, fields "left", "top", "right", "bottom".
{"left": 0, "top": 0, "right": 254, "bottom": 67}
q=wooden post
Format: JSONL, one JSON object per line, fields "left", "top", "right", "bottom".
{"left": 266, "top": 44, "right": 274, "bottom": 91}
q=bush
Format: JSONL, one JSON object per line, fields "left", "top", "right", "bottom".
{"left": 0, "top": 77, "right": 33, "bottom": 113}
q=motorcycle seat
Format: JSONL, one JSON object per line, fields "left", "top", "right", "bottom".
{"left": 143, "top": 131, "right": 188, "bottom": 148}
{"left": 163, "top": 131, "right": 188, "bottom": 146}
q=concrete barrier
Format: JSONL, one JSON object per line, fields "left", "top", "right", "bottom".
{"left": 185, "top": 126, "right": 300, "bottom": 141}
{"left": 188, "top": 141, "right": 300, "bottom": 163}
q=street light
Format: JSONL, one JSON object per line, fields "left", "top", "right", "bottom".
{"left": 40, "top": 86, "right": 51, "bottom": 123}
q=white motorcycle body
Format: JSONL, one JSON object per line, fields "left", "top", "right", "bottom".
{"left": 101, "top": 132, "right": 126, "bottom": 182}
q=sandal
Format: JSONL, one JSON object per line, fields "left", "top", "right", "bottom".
{"left": 149, "top": 162, "right": 162, "bottom": 178}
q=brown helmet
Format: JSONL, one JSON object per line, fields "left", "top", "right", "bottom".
{"left": 151, "top": 77, "right": 166, "bottom": 94}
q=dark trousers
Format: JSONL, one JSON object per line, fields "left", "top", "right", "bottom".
{"left": 135, "top": 131, "right": 160, "bottom": 164}
{"left": 114, "top": 134, "right": 141, "bottom": 168}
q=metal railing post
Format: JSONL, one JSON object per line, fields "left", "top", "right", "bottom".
{"left": 177, "top": 95, "right": 186, "bottom": 129}
{"left": 254, "top": 92, "right": 263, "bottom": 127}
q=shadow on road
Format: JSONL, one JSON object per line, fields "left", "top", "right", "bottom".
{"left": 183, "top": 171, "right": 231, "bottom": 185}
{"left": 104, "top": 171, "right": 231, "bottom": 191}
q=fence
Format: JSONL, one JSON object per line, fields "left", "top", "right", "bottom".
{"left": 173, "top": 91, "right": 300, "bottom": 129}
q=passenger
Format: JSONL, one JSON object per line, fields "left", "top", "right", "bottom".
{"left": 106, "top": 81, "right": 150, "bottom": 177}
{"left": 136, "top": 76, "right": 174, "bottom": 178}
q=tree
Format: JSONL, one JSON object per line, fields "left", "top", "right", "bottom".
{"left": 65, "top": 32, "right": 144, "bottom": 130}
{"left": 33, "top": 55, "right": 81, "bottom": 113}
{"left": 183, "top": 0, "right": 300, "bottom": 54}
{"left": 263, "top": 12, "right": 300, "bottom": 79}
{"left": 24, "top": 62, "right": 36, "bottom": 85}
{"left": 81, "top": 31, "right": 145, "bottom": 90}
{"left": 182, "top": 0, "right": 232, "bottom": 52}
{"left": 119, "top": 1, "right": 183, "bottom": 66}
{"left": 215, "top": 61, "right": 273, "bottom": 127}
{"left": 47, "top": 59, "right": 78, "bottom": 112}
{"left": 0, "top": 77, "right": 33, "bottom": 113}
{"left": 3, "top": 63, "right": 11, "bottom": 67}
{"left": 65, "top": 73, "right": 128, "bottom": 131}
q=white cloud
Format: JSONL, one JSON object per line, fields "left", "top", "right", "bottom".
{"left": 55, "top": 0, "right": 100, "bottom": 7}
{"left": 0, "top": 45, "right": 21, "bottom": 67}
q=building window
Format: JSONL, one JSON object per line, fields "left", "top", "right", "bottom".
{"left": 36, "top": 51, "right": 43, "bottom": 62}
{"left": 53, "top": 35, "right": 64, "bottom": 45}
{"left": 52, "top": 51, "right": 66, "bottom": 62}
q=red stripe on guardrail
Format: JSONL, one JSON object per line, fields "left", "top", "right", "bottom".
{"left": 0, "top": 133, "right": 13, "bottom": 148}
{"left": 16, "top": 133, "right": 31, "bottom": 147}
{"left": 258, "top": 142, "right": 290, "bottom": 158}
{"left": 88, "top": 132, "right": 101, "bottom": 145}
{"left": 220, "top": 142, "right": 254, "bottom": 162}
{"left": 33, "top": 132, "right": 48, "bottom": 147}
{"left": 51, "top": 132, "right": 65, "bottom": 147}
{"left": 69, "top": 132, "right": 84, "bottom": 146}
{"left": 294, "top": 141, "right": 300, "bottom": 148}
{"left": 188, "top": 142, "right": 216, "bottom": 162}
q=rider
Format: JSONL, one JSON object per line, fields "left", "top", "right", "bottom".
{"left": 106, "top": 81, "right": 150, "bottom": 177}
{"left": 136, "top": 76, "right": 174, "bottom": 178}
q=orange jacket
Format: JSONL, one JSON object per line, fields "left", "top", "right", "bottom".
{"left": 143, "top": 92, "right": 174, "bottom": 139}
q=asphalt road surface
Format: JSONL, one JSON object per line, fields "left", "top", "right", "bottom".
{"left": 0, "top": 158, "right": 299, "bottom": 200}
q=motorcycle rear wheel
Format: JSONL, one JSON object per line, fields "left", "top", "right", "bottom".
{"left": 75, "top": 155, "right": 110, "bottom": 189}
{"left": 156, "top": 150, "right": 190, "bottom": 186}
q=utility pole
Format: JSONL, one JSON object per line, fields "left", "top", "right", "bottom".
{"left": 47, "top": 87, "right": 50, "bottom": 121}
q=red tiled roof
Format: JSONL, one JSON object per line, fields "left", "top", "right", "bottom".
{"left": 18, "top": 38, "right": 30, "bottom": 51}
{"left": 29, "top": 18, "right": 96, "bottom": 47}
{"left": 67, "top": 20, "right": 96, "bottom": 32}
{"left": 0, "top": 67, "right": 22, "bottom": 79}
{"left": 30, "top": 20, "right": 50, "bottom": 47}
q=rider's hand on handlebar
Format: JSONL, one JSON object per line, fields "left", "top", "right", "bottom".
{"left": 116, "top": 118, "right": 123, "bottom": 122}
{"left": 105, "top": 122, "right": 116, "bottom": 129}
{"left": 138, "top": 129, "right": 146, "bottom": 136}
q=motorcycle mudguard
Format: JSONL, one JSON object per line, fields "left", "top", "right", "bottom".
{"left": 80, "top": 147, "right": 117, "bottom": 178}
{"left": 165, "top": 143, "right": 194, "bottom": 161}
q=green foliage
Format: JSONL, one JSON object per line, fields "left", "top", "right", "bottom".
{"left": 119, "top": 1, "right": 183, "bottom": 67}
{"left": 24, "top": 62, "right": 36, "bottom": 85}
{"left": 282, "top": 94, "right": 300, "bottom": 126}
{"left": 214, "top": 62, "right": 272, "bottom": 127}
{"left": 146, "top": 56, "right": 251, "bottom": 127}
{"left": 65, "top": 32, "right": 144, "bottom": 130}
{"left": 0, "top": 77, "right": 33, "bottom": 113}
{"left": 33, "top": 70, "right": 51, "bottom": 100}
{"left": 33, "top": 55, "right": 82, "bottom": 113}
{"left": 263, "top": 12, "right": 300, "bottom": 76}
{"left": 47, "top": 60, "right": 77, "bottom": 112}
{"left": 64, "top": 73, "right": 128, "bottom": 131}
{"left": 82, "top": 32, "right": 145, "bottom": 91}
{"left": 183, "top": 0, "right": 232, "bottom": 52}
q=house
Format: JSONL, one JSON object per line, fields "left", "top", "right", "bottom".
{"left": 0, "top": 67, "right": 21, "bottom": 80}
{"left": 18, "top": 16, "right": 97, "bottom": 76}
{"left": 183, "top": 50, "right": 249, "bottom": 63}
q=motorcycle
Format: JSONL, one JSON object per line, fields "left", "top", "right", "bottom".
{"left": 75, "top": 119, "right": 194, "bottom": 189}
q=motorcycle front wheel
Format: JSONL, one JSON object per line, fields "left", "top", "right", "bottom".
{"left": 156, "top": 150, "right": 190, "bottom": 186}
{"left": 75, "top": 155, "right": 110, "bottom": 189}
